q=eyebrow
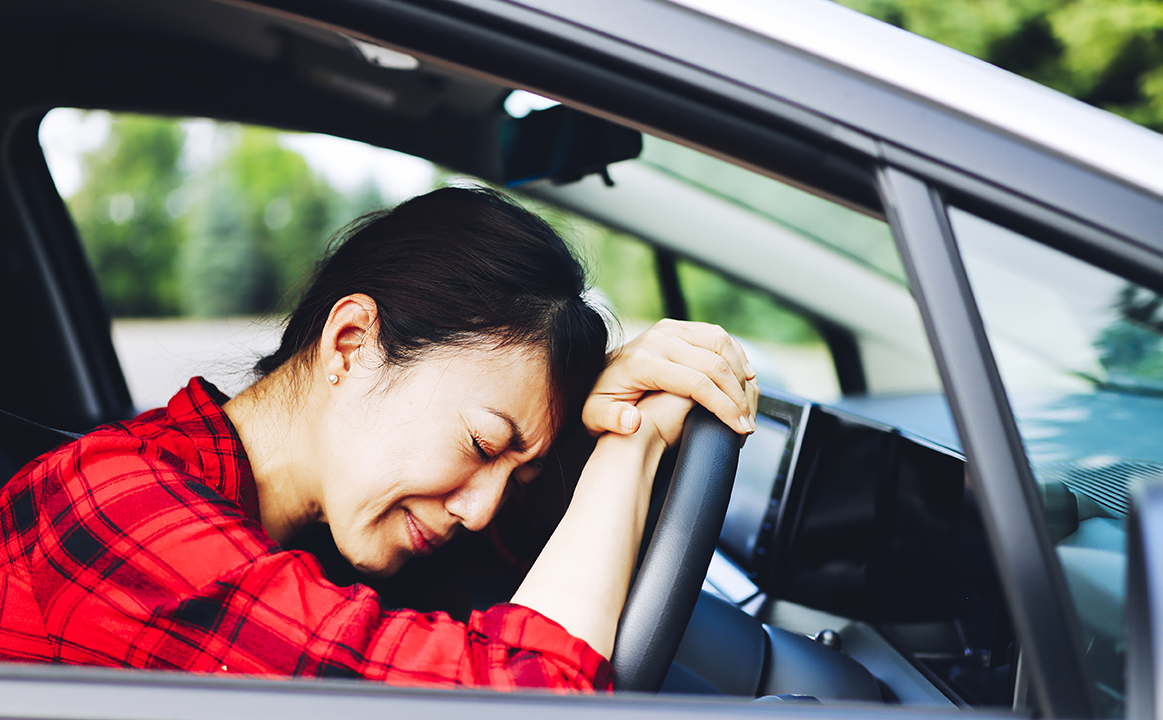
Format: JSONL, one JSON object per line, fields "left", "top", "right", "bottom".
{"left": 485, "top": 407, "right": 528, "bottom": 454}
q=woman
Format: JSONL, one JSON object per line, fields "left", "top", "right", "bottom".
{"left": 0, "top": 187, "right": 758, "bottom": 690}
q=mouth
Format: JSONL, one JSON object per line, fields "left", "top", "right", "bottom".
{"left": 404, "top": 510, "right": 445, "bottom": 557}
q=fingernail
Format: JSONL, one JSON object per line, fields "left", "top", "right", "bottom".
{"left": 740, "top": 415, "right": 755, "bottom": 434}
{"left": 621, "top": 408, "right": 636, "bottom": 432}
{"left": 744, "top": 362, "right": 756, "bottom": 379}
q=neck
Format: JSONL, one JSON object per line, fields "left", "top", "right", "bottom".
{"left": 224, "top": 365, "right": 325, "bottom": 545}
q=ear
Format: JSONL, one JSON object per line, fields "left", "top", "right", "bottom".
{"left": 318, "top": 294, "right": 379, "bottom": 380}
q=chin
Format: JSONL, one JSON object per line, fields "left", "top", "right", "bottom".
{"left": 334, "top": 532, "right": 407, "bottom": 578}
{"left": 355, "top": 557, "right": 407, "bottom": 579}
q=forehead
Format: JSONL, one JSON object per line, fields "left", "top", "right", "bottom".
{"left": 424, "top": 343, "right": 555, "bottom": 443}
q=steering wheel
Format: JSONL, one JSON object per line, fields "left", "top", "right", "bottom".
{"left": 610, "top": 405, "right": 741, "bottom": 692}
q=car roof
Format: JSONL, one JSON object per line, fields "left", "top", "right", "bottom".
{"left": 670, "top": 0, "right": 1163, "bottom": 201}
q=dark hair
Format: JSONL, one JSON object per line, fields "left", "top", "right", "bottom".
{"left": 256, "top": 186, "right": 608, "bottom": 432}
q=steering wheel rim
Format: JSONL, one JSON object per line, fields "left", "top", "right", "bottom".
{"left": 610, "top": 405, "right": 741, "bottom": 692}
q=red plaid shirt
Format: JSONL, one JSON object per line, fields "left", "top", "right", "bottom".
{"left": 0, "top": 378, "right": 611, "bottom": 690}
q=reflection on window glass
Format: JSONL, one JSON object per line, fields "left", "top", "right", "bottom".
{"left": 951, "top": 208, "right": 1156, "bottom": 717}
{"left": 641, "top": 136, "right": 904, "bottom": 283}
{"left": 678, "top": 260, "right": 837, "bottom": 399}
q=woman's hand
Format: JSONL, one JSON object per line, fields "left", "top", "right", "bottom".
{"left": 582, "top": 319, "right": 759, "bottom": 438}
{"left": 514, "top": 322, "right": 760, "bottom": 658}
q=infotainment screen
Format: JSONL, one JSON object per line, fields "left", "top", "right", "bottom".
{"left": 766, "top": 405, "right": 1016, "bottom": 707}
{"left": 718, "top": 415, "right": 789, "bottom": 563}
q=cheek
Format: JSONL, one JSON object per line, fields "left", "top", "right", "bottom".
{"left": 325, "top": 456, "right": 463, "bottom": 546}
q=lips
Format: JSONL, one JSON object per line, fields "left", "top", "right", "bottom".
{"left": 404, "top": 510, "right": 446, "bottom": 557}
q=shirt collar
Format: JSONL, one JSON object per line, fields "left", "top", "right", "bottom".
{"left": 164, "top": 377, "right": 260, "bottom": 523}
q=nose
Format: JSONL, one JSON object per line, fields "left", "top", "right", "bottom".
{"left": 444, "top": 466, "right": 509, "bottom": 532}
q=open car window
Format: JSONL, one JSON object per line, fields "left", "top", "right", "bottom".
{"left": 38, "top": 109, "right": 840, "bottom": 411}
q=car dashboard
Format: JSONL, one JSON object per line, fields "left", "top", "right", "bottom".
{"left": 672, "top": 390, "right": 1017, "bottom": 708}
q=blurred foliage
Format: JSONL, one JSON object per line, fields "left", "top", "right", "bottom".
{"left": 1096, "top": 284, "right": 1163, "bottom": 382}
{"left": 60, "top": 113, "right": 825, "bottom": 355}
{"left": 67, "top": 114, "right": 368, "bottom": 318}
{"left": 531, "top": 201, "right": 664, "bottom": 330}
{"left": 67, "top": 116, "right": 187, "bottom": 316}
{"left": 835, "top": 0, "right": 1163, "bottom": 130}
{"left": 678, "top": 260, "right": 819, "bottom": 345}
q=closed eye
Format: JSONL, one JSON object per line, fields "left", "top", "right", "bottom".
{"left": 471, "top": 435, "right": 492, "bottom": 461}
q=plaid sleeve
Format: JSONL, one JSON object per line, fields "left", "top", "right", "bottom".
{"left": 15, "top": 433, "right": 612, "bottom": 691}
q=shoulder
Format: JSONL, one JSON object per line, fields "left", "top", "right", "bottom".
{"left": 4, "top": 405, "right": 276, "bottom": 573}
{"left": 6, "top": 407, "right": 219, "bottom": 525}
{"left": 57, "top": 411, "right": 200, "bottom": 482}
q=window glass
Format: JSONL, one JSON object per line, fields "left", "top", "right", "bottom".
{"left": 41, "top": 109, "right": 846, "bottom": 408}
{"left": 641, "top": 137, "right": 904, "bottom": 283}
{"left": 520, "top": 199, "right": 664, "bottom": 338}
{"left": 677, "top": 259, "right": 838, "bottom": 399}
{"left": 951, "top": 208, "right": 1153, "bottom": 717}
{"left": 634, "top": 135, "right": 934, "bottom": 397}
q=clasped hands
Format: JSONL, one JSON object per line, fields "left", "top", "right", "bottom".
{"left": 581, "top": 319, "right": 760, "bottom": 449}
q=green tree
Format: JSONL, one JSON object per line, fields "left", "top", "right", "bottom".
{"left": 216, "top": 126, "right": 347, "bottom": 314}
{"left": 835, "top": 0, "right": 1163, "bottom": 131}
{"left": 67, "top": 114, "right": 187, "bottom": 316}
{"left": 66, "top": 116, "right": 374, "bottom": 319}
{"left": 178, "top": 177, "right": 261, "bottom": 316}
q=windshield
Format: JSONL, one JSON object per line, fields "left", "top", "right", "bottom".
{"left": 951, "top": 208, "right": 1161, "bottom": 716}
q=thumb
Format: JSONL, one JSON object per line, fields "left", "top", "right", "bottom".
{"left": 583, "top": 398, "right": 642, "bottom": 435}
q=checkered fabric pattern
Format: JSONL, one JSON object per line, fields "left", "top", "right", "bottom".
{"left": 0, "top": 378, "right": 612, "bottom": 691}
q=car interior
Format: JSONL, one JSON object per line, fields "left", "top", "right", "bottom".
{"left": 1, "top": 0, "right": 1139, "bottom": 715}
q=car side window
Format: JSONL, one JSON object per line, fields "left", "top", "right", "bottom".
{"left": 39, "top": 109, "right": 840, "bottom": 411}
{"left": 39, "top": 110, "right": 433, "bottom": 409}
{"left": 950, "top": 207, "right": 1154, "bottom": 717}
{"left": 676, "top": 259, "right": 838, "bottom": 399}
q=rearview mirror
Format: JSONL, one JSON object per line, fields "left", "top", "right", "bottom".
{"left": 501, "top": 105, "right": 642, "bottom": 187}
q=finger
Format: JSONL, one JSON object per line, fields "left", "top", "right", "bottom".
{"left": 741, "top": 380, "right": 760, "bottom": 448}
{"left": 654, "top": 320, "right": 752, "bottom": 386}
{"left": 582, "top": 397, "right": 643, "bottom": 436}
{"left": 658, "top": 342, "right": 752, "bottom": 424}
{"left": 732, "top": 336, "right": 756, "bottom": 382}
{"left": 667, "top": 363, "right": 755, "bottom": 435}
{"left": 746, "top": 378, "right": 760, "bottom": 424}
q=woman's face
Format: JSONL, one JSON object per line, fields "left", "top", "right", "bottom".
{"left": 319, "top": 342, "right": 555, "bottom": 577}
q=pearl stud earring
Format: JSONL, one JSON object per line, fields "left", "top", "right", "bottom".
{"left": 327, "top": 373, "right": 338, "bottom": 385}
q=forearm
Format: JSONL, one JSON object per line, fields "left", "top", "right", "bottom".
{"left": 510, "top": 429, "right": 665, "bottom": 659}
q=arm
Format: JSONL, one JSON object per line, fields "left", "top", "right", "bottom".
{"left": 510, "top": 394, "right": 689, "bottom": 659}
{"left": 513, "top": 320, "right": 760, "bottom": 659}
{"left": 510, "top": 421, "right": 662, "bottom": 658}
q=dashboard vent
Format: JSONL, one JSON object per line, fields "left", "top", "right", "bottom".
{"left": 1036, "top": 459, "right": 1163, "bottom": 516}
